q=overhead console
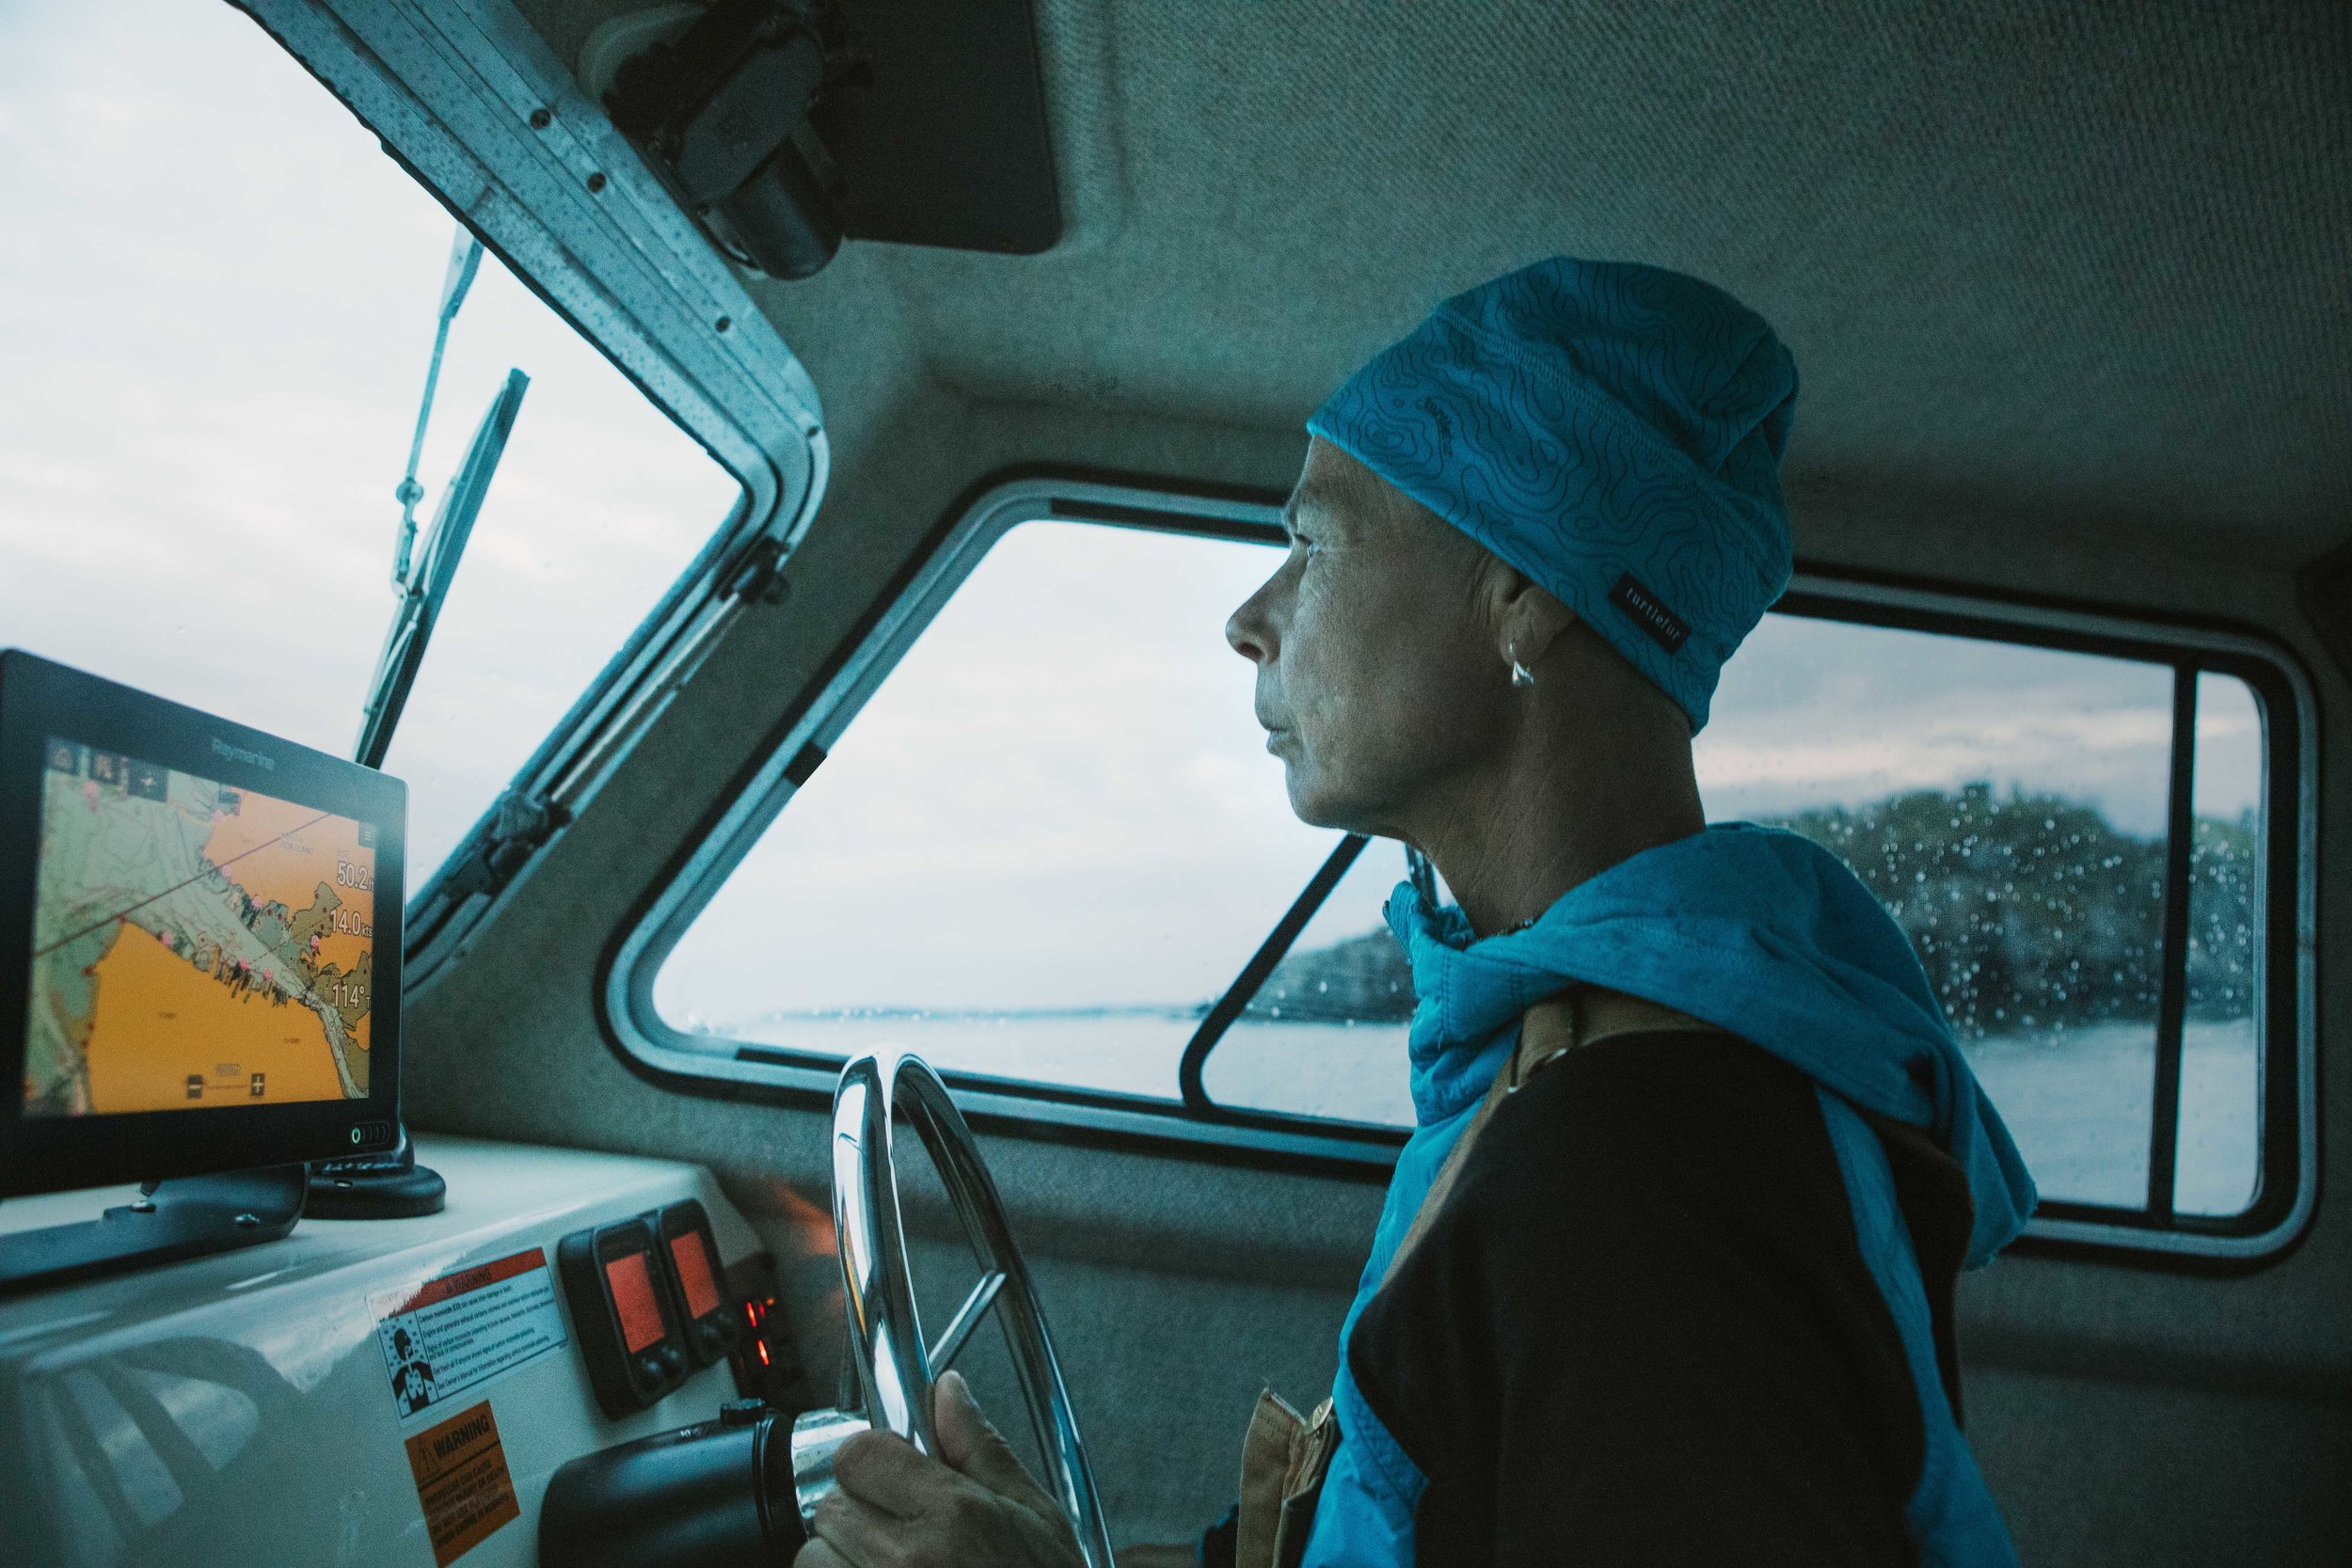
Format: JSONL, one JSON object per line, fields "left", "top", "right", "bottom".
{"left": 585, "top": 0, "right": 1061, "bottom": 279}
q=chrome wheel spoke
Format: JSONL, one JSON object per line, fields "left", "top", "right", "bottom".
{"left": 928, "top": 1269, "right": 1006, "bottom": 1371}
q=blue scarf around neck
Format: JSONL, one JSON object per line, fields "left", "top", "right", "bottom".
{"left": 1384, "top": 820, "right": 2038, "bottom": 1266}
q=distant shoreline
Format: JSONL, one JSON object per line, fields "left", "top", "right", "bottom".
{"left": 725, "top": 1003, "right": 1208, "bottom": 1028}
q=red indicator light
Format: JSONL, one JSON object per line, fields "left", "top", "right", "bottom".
{"left": 668, "top": 1231, "right": 723, "bottom": 1321}
{"left": 604, "top": 1251, "right": 666, "bottom": 1354}
{"left": 756, "top": 1340, "right": 771, "bottom": 1367}
{"left": 745, "top": 1303, "right": 759, "bottom": 1327}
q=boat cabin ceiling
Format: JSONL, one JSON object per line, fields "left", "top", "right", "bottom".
{"left": 3, "top": 2, "right": 2346, "bottom": 1564}
{"left": 517, "top": 0, "right": 2352, "bottom": 563}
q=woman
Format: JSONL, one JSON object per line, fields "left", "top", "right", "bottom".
{"left": 796, "top": 258, "right": 2035, "bottom": 1568}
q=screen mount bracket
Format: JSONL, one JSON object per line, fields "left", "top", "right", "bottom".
{"left": 0, "top": 1163, "right": 306, "bottom": 1297}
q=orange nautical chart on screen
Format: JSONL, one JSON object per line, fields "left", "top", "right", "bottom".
{"left": 24, "top": 738, "right": 375, "bottom": 1116}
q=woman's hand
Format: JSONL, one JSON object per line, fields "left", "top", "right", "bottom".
{"left": 794, "top": 1371, "right": 1087, "bottom": 1568}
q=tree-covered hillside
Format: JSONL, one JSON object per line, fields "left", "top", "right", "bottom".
{"left": 1247, "top": 783, "right": 2258, "bottom": 1041}
{"left": 1772, "top": 783, "right": 2255, "bottom": 1038}
{"left": 1248, "top": 927, "right": 1417, "bottom": 1023}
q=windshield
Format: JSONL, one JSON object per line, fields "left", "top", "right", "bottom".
{"left": 0, "top": 0, "right": 742, "bottom": 888}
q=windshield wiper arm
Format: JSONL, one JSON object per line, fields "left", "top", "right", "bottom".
{"left": 356, "top": 368, "right": 529, "bottom": 768}
{"left": 391, "top": 230, "right": 485, "bottom": 588}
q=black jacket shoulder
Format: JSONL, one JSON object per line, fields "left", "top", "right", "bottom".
{"left": 1347, "top": 1031, "right": 1924, "bottom": 1568}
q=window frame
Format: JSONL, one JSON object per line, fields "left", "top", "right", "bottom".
{"left": 1752, "top": 586, "right": 2315, "bottom": 1262}
{"left": 607, "top": 473, "right": 2318, "bottom": 1266}
{"left": 239, "top": 0, "right": 830, "bottom": 981}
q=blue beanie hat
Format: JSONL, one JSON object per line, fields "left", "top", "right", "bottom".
{"left": 1307, "top": 257, "right": 1798, "bottom": 732}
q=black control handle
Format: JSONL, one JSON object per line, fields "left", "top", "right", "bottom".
{"left": 538, "top": 1402, "right": 805, "bottom": 1567}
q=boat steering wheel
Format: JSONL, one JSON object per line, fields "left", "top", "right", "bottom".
{"left": 787, "top": 1052, "right": 1116, "bottom": 1568}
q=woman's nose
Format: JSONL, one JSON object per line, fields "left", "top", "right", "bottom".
{"left": 1232, "top": 592, "right": 1270, "bottom": 657}
{"left": 1227, "top": 576, "right": 1281, "bottom": 663}
{"left": 1226, "top": 605, "right": 1265, "bottom": 663}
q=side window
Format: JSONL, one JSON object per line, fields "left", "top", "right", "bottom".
{"left": 1198, "top": 837, "right": 1419, "bottom": 1127}
{"left": 635, "top": 492, "right": 2302, "bottom": 1251}
{"left": 1200, "top": 609, "right": 2289, "bottom": 1238}
{"left": 1701, "top": 620, "right": 2268, "bottom": 1227}
{"left": 2181, "top": 672, "right": 2264, "bottom": 1216}
{"left": 1200, "top": 614, "right": 2273, "bottom": 1215}
{"left": 652, "top": 520, "right": 1332, "bottom": 1103}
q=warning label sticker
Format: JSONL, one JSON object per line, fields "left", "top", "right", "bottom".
{"left": 373, "top": 1247, "right": 567, "bottom": 1419}
{"left": 405, "top": 1401, "right": 520, "bottom": 1566}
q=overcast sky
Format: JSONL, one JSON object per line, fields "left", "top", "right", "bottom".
{"left": 0, "top": 0, "right": 737, "bottom": 879}
{"left": 2, "top": 0, "right": 2264, "bottom": 1032}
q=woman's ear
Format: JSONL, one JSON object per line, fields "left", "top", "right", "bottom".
{"left": 1486, "top": 564, "right": 1578, "bottom": 675}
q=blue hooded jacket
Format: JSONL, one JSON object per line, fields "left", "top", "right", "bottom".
{"left": 1296, "top": 823, "right": 2037, "bottom": 1568}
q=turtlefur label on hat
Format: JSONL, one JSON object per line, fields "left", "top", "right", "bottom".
{"left": 1609, "top": 573, "right": 1691, "bottom": 654}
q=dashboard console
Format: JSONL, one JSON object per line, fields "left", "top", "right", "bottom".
{"left": 0, "top": 1136, "right": 808, "bottom": 1567}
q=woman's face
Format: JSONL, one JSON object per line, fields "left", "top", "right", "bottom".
{"left": 1226, "top": 438, "right": 1512, "bottom": 836}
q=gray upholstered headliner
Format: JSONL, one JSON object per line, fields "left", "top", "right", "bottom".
{"left": 527, "top": 0, "right": 2352, "bottom": 559}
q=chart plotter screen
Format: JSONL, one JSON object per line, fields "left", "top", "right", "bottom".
{"left": 24, "top": 736, "right": 375, "bottom": 1117}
